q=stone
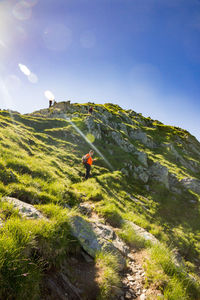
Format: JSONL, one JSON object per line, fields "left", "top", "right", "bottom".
{"left": 149, "top": 162, "right": 169, "bottom": 189}
{"left": 69, "top": 215, "right": 101, "bottom": 257}
{"left": 2, "top": 197, "right": 45, "bottom": 220}
{"left": 135, "top": 151, "right": 148, "bottom": 167}
{"left": 181, "top": 178, "right": 200, "bottom": 195}
{"left": 133, "top": 166, "right": 149, "bottom": 183}
{"left": 129, "top": 129, "right": 148, "bottom": 145}
{"left": 69, "top": 216, "right": 129, "bottom": 270}
{"left": 85, "top": 117, "right": 102, "bottom": 140}
{"left": 78, "top": 203, "right": 93, "bottom": 217}
{"left": 110, "top": 131, "right": 136, "bottom": 153}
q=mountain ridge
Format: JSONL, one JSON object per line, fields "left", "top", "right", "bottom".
{"left": 0, "top": 101, "right": 199, "bottom": 299}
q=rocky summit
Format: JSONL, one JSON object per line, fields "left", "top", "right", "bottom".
{"left": 0, "top": 102, "right": 199, "bottom": 300}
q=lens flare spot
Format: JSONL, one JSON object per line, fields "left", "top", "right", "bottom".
{"left": 28, "top": 72, "right": 38, "bottom": 83}
{"left": 18, "top": 63, "right": 31, "bottom": 76}
{"left": 44, "top": 90, "right": 55, "bottom": 100}
{"left": 86, "top": 133, "right": 95, "bottom": 143}
{"left": 13, "top": 1, "right": 32, "bottom": 21}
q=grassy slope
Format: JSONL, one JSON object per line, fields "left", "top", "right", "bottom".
{"left": 0, "top": 104, "right": 200, "bottom": 299}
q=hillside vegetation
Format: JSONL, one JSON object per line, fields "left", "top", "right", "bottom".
{"left": 0, "top": 102, "right": 199, "bottom": 300}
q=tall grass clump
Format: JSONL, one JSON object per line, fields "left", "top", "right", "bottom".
{"left": 0, "top": 204, "right": 79, "bottom": 299}
{"left": 0, "top": 219, "right": 41, "bottom": 300}
{"left": 97, "top": 202, "right": 123, "bottom": 228}
{"left": 95, "top": 251, "right": 121, "bottom": 300}
{"left": 145, "top": 243, "right": 200, "bottom": 300}
{"left": 118, "top": 222, "right": 150, "bottom": 249}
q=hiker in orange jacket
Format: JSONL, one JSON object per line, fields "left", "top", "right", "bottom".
{"left": 82, "top": 150, "right": 96, "bottom": 179}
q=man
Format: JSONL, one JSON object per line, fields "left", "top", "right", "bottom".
{"left": 82, "top": 150, "right": 96, "bottom": 180}
{"left": 88, "top": 106, "right": 93, "bottom": 114}
{"left": 49, "top": 100, "right": 52, "bottom": 108}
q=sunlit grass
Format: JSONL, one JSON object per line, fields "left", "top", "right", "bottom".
{"left": 95, "top": 251, "right": 121, "bottom": 300}
{"left": 144, "top": 244, "right": 200, "bottom": 300}
{"left": 0, "top": 103, "right": 199, "bottom": 299}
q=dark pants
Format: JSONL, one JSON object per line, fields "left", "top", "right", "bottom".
{"left": 84, "top": 163, "right": 91, "bottom": 179}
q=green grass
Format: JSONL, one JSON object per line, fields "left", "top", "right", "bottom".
{"left": 0, "top": 103, "right": 199, "bottom": 298}
{"left": 0, "top": 202, "right": 79, "bottom": 300}
{"left": 118, "top": 222, "right": 150, "bottom": 249}
{"left": 144, "top": 244, "right": 200, "bottom": 300}
{"left": 95, "top": 251, "right": 121, "bottom": 300}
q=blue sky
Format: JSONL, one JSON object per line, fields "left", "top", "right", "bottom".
{"left": 0, "top": 0, "right": 200, "bottom": 141}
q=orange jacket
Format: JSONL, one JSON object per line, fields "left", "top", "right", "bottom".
{"left": 85, "top": 153, "right": 93, "bottom": 165}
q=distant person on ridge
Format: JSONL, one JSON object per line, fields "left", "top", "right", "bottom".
{"left": 82, "top": 150, "right": 96, "bottom": 179}
{"left": 49, "top": 100, "right": 52, "bottom": 108}
{"left": 88, "top": 106, "right": 93, "bottom": 114}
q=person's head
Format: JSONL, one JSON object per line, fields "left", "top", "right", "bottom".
{"left": 89, "top": 150, "right": 94, "bottom": 156}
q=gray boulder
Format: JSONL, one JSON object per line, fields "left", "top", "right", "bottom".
{"left": 2, "top": 197, "right": 44, "bottom": 219}
{"left": 111, "top": 131, "right": 136, "bottom": 153}
{"left": 133, "top": 166, "right": 149, "bottom": 183}
{"left": 129, "top": 129, "right": 148, "bottom": 145}
{"left": 135, "top": 151, "right": 148, "bottom": 167}
{"left": 85, "top": 117, "right": 102, "bottom": 139}
{"left": 169, "top": 173, "right": 182, "bottom": 194}
{"left": 149, "top": 162, "right": 169, "bottom": 189}
{"left": 180, "top": 178, "right": 200, "bottom": 195}
{"left": 69, "top": 215, "right": 129, "bottom": 270}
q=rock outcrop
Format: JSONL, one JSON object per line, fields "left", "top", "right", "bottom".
{"left": 69, "top": 215, "right": 129, "bottom": 270}
{"left": 2, "top": 197, "right": 45, "bottom": 219}
{"left": 181, "top": 178, "right": 200, "bottom": 194}
{"left": 149, "top": 162, "right": 169, "bottom": 189}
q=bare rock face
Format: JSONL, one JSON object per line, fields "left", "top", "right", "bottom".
{"left": 129, "top": 129, "right": 148, "bottom": 145}
{"left": 69, "top": 215, "right": 129, "bottom": 270}
{"left": 180, "top": 178, "right": 200, "bottom": 195}
{"left": 91, "top": 221, "right": 129, "bottom": 257}
{"left": 85, "top": 116, "right": 102, "bottom": 139}
{"left": 133, "top": 166, "right": 149, "bottom": 183}
{"left": 110, "top": 131, "right": 136, "bottom": 153}
{"left": 135, "top": 151, "right": 148, "bottom": 167}
{"left": 149, "top": 162, "right": 169, "bottom": 189}
{"left": 2, "top": 197, "right": 44, "bottom": 219}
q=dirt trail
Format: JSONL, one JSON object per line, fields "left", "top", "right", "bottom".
{"left": 85, "top": 202, "right": 162, "bottom": 300}
{"left": 42, "top": 202, "right": 162, "bottom": 300}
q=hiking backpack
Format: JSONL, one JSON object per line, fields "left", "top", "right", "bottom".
{"left": 82, "top": 155, "right": 89, "bottom": 164}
